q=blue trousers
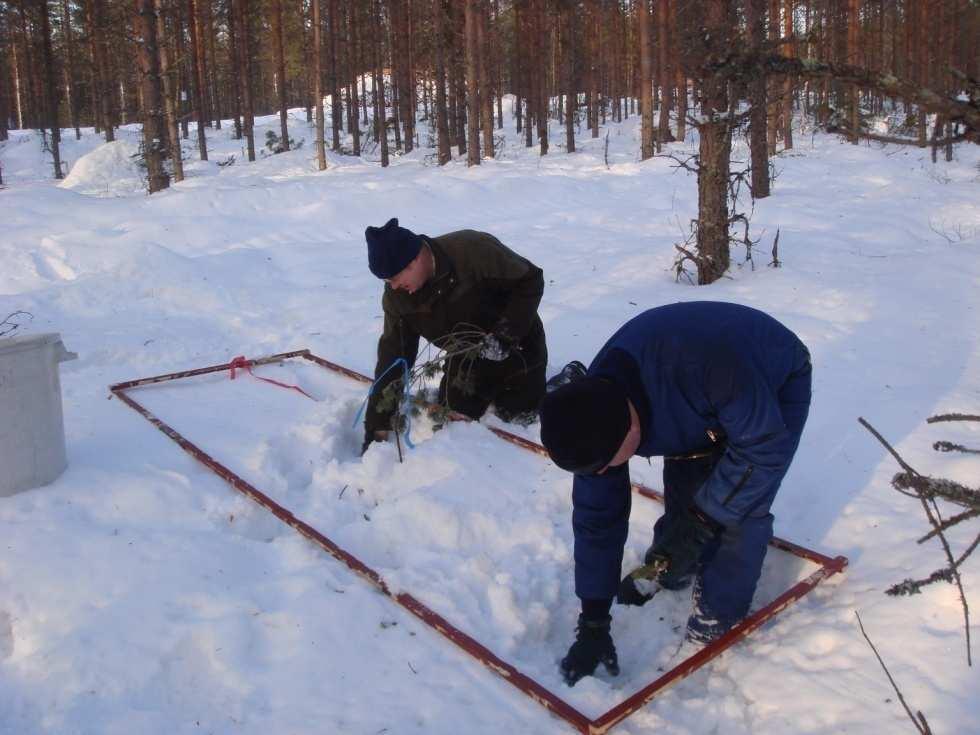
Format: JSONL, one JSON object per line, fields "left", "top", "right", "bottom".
{"left": 654, "top": 357, "right": 812, "bottom": 638}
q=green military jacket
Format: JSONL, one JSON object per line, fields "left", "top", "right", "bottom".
{"left": 365, "top": 229, "right": 545, "bottom": 433}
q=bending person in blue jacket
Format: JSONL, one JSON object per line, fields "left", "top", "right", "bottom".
{"left": 538, "top": 301, "right": 812, "bottom": 686}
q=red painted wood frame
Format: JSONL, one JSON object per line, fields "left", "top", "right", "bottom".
{"left": 110, "top": 350, "right": 849, "bottom": 735}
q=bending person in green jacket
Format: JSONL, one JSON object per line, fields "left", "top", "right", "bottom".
{"left": 361, "top": 218, "right": 548, "bottom": 453}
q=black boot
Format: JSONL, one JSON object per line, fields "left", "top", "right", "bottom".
{"left": 560, "top": 614, "right": 619, "bottom": 686}
{"left": 546, "top": 360, "right": 588, "bottom": 393}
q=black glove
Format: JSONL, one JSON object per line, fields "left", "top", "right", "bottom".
{"left": 478, "top": 332, "right": 512, "bottom": 362}
{"left": 645, "top": 504, "right": 722, "bottom": 587}
{"left": 560, "top": 614, "right": 619, "bottom": 686}
{"left": 616, "top": 556, "right": 669, "bottom": 606}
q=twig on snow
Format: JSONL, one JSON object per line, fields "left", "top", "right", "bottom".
{"left": 855, "top": 612, "right": 933, "bottom": 735}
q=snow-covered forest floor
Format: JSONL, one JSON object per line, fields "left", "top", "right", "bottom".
{"left": 1, "top": 100, "right": 979, "bottom": 734}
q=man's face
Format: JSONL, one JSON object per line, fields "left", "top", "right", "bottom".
{"left": 597, "top": 400, "right": 642, "bottom": 474}
{"left": 386, "top": 247, "right": 430, "bottom": 294}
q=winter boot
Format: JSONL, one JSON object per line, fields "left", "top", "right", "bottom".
{"left": 546, "top": 360, "right": 587, "bottom": 393}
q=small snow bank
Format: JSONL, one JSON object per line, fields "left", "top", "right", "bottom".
{"left": 59, "top": 139, "right": 144, "bottom": 197}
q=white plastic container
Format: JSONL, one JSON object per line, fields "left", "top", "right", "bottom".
{"left": 0, "top": 333, "right": 77, "bottom": 497}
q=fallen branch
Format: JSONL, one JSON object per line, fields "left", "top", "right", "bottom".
{"left": 858, "top": 417, "right": 974, "bottom": 666}
{"left": 927, "top": 413, "right": 980, "bottom": 423}
{"left": 855, "top": 612, "right": 933, "bottom": 735}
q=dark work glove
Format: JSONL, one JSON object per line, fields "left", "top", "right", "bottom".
{"left": 645, "top": 504, "right": 723, "bottom": 588}
{"left": 560, "top": 614, "right": 619, "bottom": 686}
{"left": 616, "top": 556, "right": 669, "bottom": 606}
{"left": 478, "top": 332, "right": 511, "bottom": 362}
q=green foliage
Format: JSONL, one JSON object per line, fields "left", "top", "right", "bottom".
{"left": 264, "top": 130, "right": 303, "bottom": 154}
{"left": 375, "top": 325, "right": 493, "bottom": 437}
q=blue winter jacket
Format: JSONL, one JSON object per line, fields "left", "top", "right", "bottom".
{"left": 571, "top": 301, "right": 810, "bottom": 601}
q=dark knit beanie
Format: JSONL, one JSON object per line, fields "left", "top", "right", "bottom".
{"left": 365, "top": 218, "right": 424, "bottom": 279}
{"left": 539, "top": 377, "right": 631, "bottom": 475}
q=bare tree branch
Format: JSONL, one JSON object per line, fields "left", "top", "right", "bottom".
{"left": 859, "top": 417, "right": 974, "bottom": 666}
{"left": 855, "top": 612, "right": 933, "bottom": 735}
{"left": 927, "top": 413, "right": 980, "bottom": 424}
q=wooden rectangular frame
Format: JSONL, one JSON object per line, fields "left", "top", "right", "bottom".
{"left": 110, "top": 350, "right": 848, "bottom": 735}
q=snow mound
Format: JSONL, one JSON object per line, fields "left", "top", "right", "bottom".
{"left": 59, "top": 139, "right": 145, "bottom": 197}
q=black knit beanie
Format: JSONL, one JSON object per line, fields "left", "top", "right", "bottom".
{"left": 365, "top": 218, "right": 424, "bottom": 279}
{"left": 539, "top": 377, "right": 631, "bottom": 475}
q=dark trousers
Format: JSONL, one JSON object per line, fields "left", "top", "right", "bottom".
{"left": 438, "top": 329, "right": 548, "bottom": 422}
{"left": 655, "top": 354, "right": 812, "bottom": 636}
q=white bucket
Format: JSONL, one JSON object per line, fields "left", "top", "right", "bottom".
{"left": 0, "top": 333, "right": 77, "bottom": 497}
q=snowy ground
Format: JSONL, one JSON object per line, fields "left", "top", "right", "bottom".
{"left": 1, "top": 102, "right": 979, "bottom": 734}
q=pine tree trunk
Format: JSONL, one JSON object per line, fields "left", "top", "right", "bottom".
{"left": 374, "top": 0, "right": 389, "bottom": 166}
{"left": 781, "top": 0, "right": 793, "bottom": 148}
{"left": 193, "top": 0, "right": 211, "bottom": 125}
{"left": 693, "top": 0, "right": 731, "bottom": 285}
{"left": 847, "top": 0, "right": 859, "bottom": 144}
{"left": 348, "top": 0, "right": 361, "bottom": 154}
{"left": 60, "top": 0, "right": 81, "bottom": 139}
{"left": 204, "top": 0, "right": 220, "bottom": 127}
{"left": 328, "top": 0, "right": 341, "bottom": 151}
{"left": 638, "top": 0, "right": 654, "bottom": 159}
{"left": 534, "top": 0, "right": 547, "bottom": 154}
{"left": 226, "top": 0, "right": 242, "bottom": 138}
{"left": 747, "top": 0, "right": 769, "bottom": 198}
{"left": 560, "top": 0, "right": 574, "bottom": 153}
{"left": 233, "top": 0, "right": 254, "bottom": 160}
{"left": 656, "top": 0, "right": 673, "bottom": 144}
{"left": 312, "top": 0, "right": 326, "bottom": 169}
{"left": 39, "top": 0, "right": 62, "bottom": 178}
{"left": 464, "top": 0, "right": 480, "bottom": 165}
{"left": 11, "top": 35, "right": 25, "bottom": 130}
{"left": 478, "top": 0, "right": 493, "bottom": 158}
{"left": 272, "top": 0, "right": 290, "bottom": 150}
{"left": 134, "top": 0, "right": 169, "bottom": 192}
{"left": 432, "top": 0, "right": 451, "bottom": 164}
{"left": 155, "top": 0, "right": 183, "bottom": 181}
{"left": 188, "top": 0, "right": 208, "bottom": 160}
{"left": 0, "top": 37, "right": 9, "bottom": 140}
{"left": 16, "top": 0, "right": 38, "bottom": 130}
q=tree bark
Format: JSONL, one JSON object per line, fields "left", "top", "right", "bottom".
{"left": 747, "top": 0, "right": 769, "bottom": 197}
{"left": 656, "top": 0, "right": 673, "bottom": 144}
{"left": 134, "top": 0, "right": 170, "bottom": 192}
{"left": 312, "top": 0, "right": 326, "bottom": 168}
{"left": 638, "top": 0, "right": 654, "bottom": 159}
{"left": 155, "top": 0, "right": 183, "bottom": 181}
{"left": 232, "top": 0, "right": 254, "bottom": 160}
{"left": 560, "top": 0, "right": 574, "bottom": 152}
{"left": 692, "top": 0, "right": 732, "bottom": 284}
{"left": 478, "top": 0, "right": 493, "bottom": 157}
{"left": 464, "top": 0, "right": 480, "bottom": 165}
{"left": 432, "top": 0, "right": 451, "bottom": 164}
{"left": 534, "top": 0, "right": 547, "bottom": 154}
{"left": 188, "top": 0, "right": 208, "bottom": 160}
{"left": 327, "top": 0, "right": 341, "bottom": 151}
{"left": 271, "top": 0, "right": 290, "bottom": 150}
{"left": 226, "top": 0, "right": 242, "bottom": 137}
{"left": 204, "top": 0, "right": 220, "bottom": 127}
{"left": 374, "top": 0, "right": 389, "bottom": 166}
{"left": 60, "top": 0, "right": 81, "bottom": 139}
{"left": 39, "top": 0, "right": 62, "bottom": 178}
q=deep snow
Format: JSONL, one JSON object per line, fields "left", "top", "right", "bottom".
{"left": 1, "top": 102, "right": 978, "bottom": 734}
